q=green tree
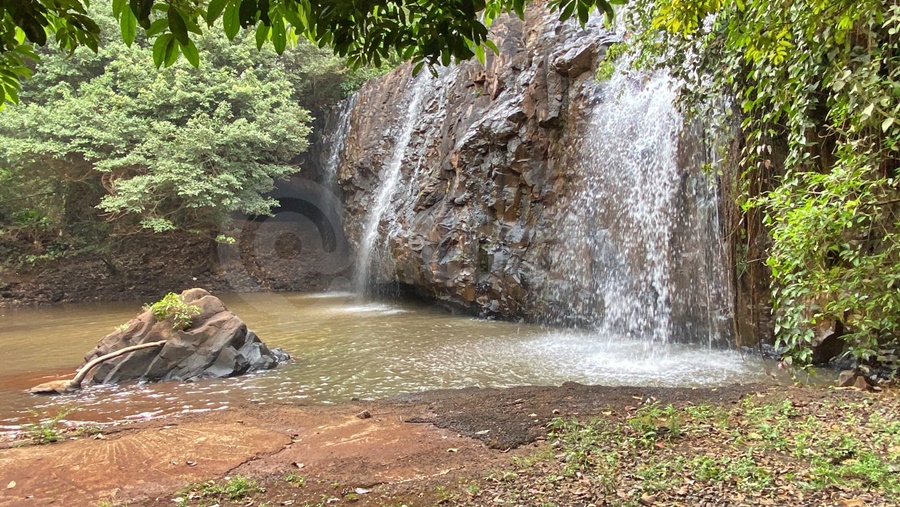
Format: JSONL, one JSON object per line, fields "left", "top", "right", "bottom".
{"left": 0, "top": 0, "right": 615, "bottom": 108}
{"left": 0, "top": 7, "right": 335, "bottom": 241}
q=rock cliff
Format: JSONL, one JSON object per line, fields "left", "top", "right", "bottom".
{"left": 330, "top": 5, "right": 734, "bottom": 344}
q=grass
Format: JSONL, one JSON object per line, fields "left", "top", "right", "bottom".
{"left": 96, "top": 501, "right": 132, "bottom": 507}
{"left": 442, "top": 391, "right": 900, "bottom": 506}
{"left": 284, "top": 472, "right": 306, "bottom": 487}
{"left": 176, "top": 475, "right": 264, "bottom": 505}
{"left": 19, "top": 407, "right": 75, "bottom": 445}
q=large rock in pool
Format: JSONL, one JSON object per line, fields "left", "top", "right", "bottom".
{"left": 83, "top": 288, "right": 288, "bottom": 383}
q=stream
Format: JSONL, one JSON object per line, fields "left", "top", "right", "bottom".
{"left": 0, "top": 292, "right": 797, "bottom": 435}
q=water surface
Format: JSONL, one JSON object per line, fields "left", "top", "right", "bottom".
{"left": 0, "top": 292, "right": 785, "bottom": 434}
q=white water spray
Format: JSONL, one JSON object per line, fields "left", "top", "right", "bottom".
{"left": 322, "top": 94, "right": 358, "bottom": 192}
{"left": 550, "top": 66, "right": 730, "bottom": 345}
{"left": 353, "top": 74, "right": 431, "bottom": 293}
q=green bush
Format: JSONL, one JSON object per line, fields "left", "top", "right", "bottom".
{"left": 0, "top": 5, "right": 359, "bottom": 239}
{"left": 145, "top": 292, "right": 200, "bottom": 330}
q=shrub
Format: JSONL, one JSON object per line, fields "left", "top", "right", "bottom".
{"left": 145, "top": 292, "right": 200, "bottom": 330}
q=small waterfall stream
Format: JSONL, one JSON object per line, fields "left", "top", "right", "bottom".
{"left": 325, "top": 24, "right": 732, "bottom": 346}
{"left": 353, "top": 74, "right": 431, "bottom": 293}
{"left": 321, "top": 94, "right": 358, "bottom": 192}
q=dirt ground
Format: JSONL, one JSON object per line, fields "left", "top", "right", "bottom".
{"left": 0, "top": 382, "right": 773, "bottom": 506}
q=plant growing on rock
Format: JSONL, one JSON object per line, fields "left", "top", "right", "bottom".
{"left": 145, "top": 292, "right": 200, "bottom": 330}
{"left": 617, "top": 0, "right": 900, "bottom": 370}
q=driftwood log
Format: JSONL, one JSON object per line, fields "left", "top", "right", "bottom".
{"left": 28, "top": 341, "right": 167, "bottom": 395}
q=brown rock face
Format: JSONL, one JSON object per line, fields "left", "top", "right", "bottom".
{"left": 838, "top": 369, "right": 872, "bottom": 390}
{"left": 338, "top": 9, "right": 610, "bottom": 315}
{"left": 83, "top": 288, "right": 288, "bottom": 384}
{"left": 332, "top": 6, "right": 733, "bottom": 344}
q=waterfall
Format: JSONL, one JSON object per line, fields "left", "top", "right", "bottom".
{"left": 321, "top": 94, "right": 358, "bottom": 192}
{"left": 550, "top": 66, "right": 732, "bottom": 346}
{"left": 353, "top": 74, "right": 431, "bottom": 294}
{"left": 324, "top": 21, "right": 733, "bottom": 344}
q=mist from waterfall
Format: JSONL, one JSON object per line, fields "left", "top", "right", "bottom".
{"left": 353, "top": 74, "right": 431, "bottom": 294}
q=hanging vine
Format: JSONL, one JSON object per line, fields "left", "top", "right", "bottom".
{"left": 620, "top": 0, "right": 900, "bottom": 368}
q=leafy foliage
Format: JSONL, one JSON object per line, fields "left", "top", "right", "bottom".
{"left": 0, "top": 0, "right": 93, "bottom": 108}
{"left": 145, "top": 292, "right": 200, "bottom": 330}
{"left": 621, "top": 0, "right": 900, "bottom": 367}
{"left": 0, "top": 159, "right": 106, "bottom": 268}
{"left": 0, "top": 0, "right": 616, "bottom": 108}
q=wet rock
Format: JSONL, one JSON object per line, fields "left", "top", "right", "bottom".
{"left": 336, "top": 7, "right": 611, "bottom": 320}
{"left": 811, "top": 320, "right": 846, "bottom": 365}
{"left": 838, "top": 370, "right": 872, "bottom": 391}
{"left": 83, "top": 288, "right": 288, "bottom": 384}
{"left": 332, "top": 4, "right": 734, "bottom": 347}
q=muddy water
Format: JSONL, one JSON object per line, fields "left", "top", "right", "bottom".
{"left": 0, "top": 292, "right": 788, "bottom": 434}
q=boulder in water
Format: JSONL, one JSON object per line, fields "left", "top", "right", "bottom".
{"left": 82, "top": 288, "right": 288, "bottom": 384}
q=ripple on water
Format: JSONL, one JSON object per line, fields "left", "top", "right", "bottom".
{"left": 335, "top": 303, "right": 407, "bottom": 315}
{"left": 0, "top": 292, "right": 806, "bottom": 438}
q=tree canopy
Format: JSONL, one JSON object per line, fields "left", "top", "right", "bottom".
{"left": 0, "top": 0, "right": 615, "bottom": 108}
{"left": 0, "top": 6, "right": 365, "bottom": 258}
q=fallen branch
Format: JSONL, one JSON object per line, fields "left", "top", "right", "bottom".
{"left": 28, "top": 340, "right": 167, "bottom": 395}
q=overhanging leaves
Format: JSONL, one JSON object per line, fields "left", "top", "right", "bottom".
{"left": 0, "top": 0, "right": 616, "bottom": 107}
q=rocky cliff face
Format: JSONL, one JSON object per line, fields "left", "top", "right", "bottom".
{"left": 331, "top": 5, "right": 733, "bottom": 344}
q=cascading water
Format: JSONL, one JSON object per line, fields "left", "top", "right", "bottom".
{"left": 353, "top": 74, "right": 431, "bottom": 294}
{"left": 327, "top": 12, "right": 732, "bottom": 345}
{"left": 321, "top": 94, "right": 358, "bottom": 192}
{"left": 548, "top": 65, "right": 732, "bottom": 346}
